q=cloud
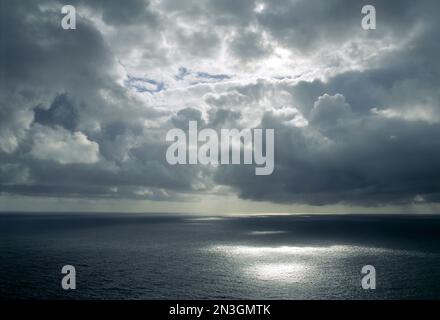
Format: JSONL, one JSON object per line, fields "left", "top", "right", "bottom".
{"left": 310, "top": 94, "right": 351, "bottom": 129}
{"left": 215, "top": 84, "right": 440, "bottom": 206}
{"left": 228, "top": 30, "right": 273, "bottom": 61}
{"left": 31, "top": 125, "right": 100, "bottom": 165}
{"left": 1, "top": 0, "right": 440, "bottom": 209}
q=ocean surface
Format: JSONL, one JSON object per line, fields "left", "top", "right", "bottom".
{"left": 1, "top": 213, "right": 440, "bottom": 300}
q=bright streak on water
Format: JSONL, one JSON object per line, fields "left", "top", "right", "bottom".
{"left": 208, "top": 245, "right": 340, "bottom": 282}
{"left": 209, "top": 244, "right": 434, "bottom": 257}
{"left": 211, "top": 245, "right": 350, "bottom": 256}
{"left": 247, "top": 263, "right": 310, "bottom": 282}
{"left": 249, "top": 231, "right": 287, "bottom": 235}
{"left": 207, "top": 244, "right": 433, "bottom": 283}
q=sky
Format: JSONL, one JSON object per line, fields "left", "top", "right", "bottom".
{"left": 1, "top": 0, "right": 440, "bottom": 214}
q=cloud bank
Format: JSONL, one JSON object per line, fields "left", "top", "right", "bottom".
{"left": 1, "top": 0, "right": 440, "bottom": 209}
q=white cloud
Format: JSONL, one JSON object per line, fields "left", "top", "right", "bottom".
{"left": 31, "top": 126, "right": 100, "bottom": 165}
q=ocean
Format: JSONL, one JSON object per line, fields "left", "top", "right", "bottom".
{"left": 1, "top": 213, "right": 440, "bottom": 299}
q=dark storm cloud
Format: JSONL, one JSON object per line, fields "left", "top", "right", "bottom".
{"left": 0, "top": 0, "right": 205, "bottom": 201}
{"left": 0, "top": 1, "right": 112, "bottom": 87}
{"left": 34, "top": 93, "right": 80, "bottom": 131}
{"left": 1, "top": 0, "right": 440, "bottom": 207}
{"left": 256, "top": 0, "right": 424, "bottom": 53}
{"left": 216, "top": 108, "right": 440, "bottom": 205}
{"left": 92, "top": 0, "right": 159, "bottom": 26}
{"left": 53, "top": 0, "right": 160, "bottom": 27}
{"left": 213, "top": 0, "right": 440, "bottom": 205}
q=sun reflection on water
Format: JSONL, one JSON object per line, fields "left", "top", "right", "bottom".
{"left": 207, "top": 245, "right": 335, "bottom": 282}
{"left": 247, "top": 263, "right": 310, "bottom": 282}
{"left": 207, "top": 244, "right": 405, "bottom": 282}
{"left": 211, "top": 245, "right": 346, "bottom": 256}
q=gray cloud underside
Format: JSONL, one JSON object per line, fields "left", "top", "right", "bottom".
{"left": 1, "top": 0, "right": 440, "bottom": 206}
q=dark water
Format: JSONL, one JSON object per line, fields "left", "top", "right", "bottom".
{"left": 1, "top": 213, "right": 440, "bottom": 299}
